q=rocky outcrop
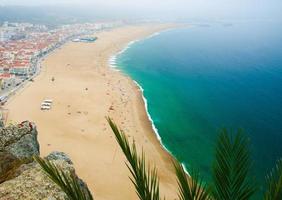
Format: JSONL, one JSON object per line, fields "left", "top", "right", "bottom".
{"left": 0, "top": 151, "right": 23, "bottom": 184}
{"left": 0, "top": 159, "right": 68, "bottom": 200}
{"left": 0, "top": 121, "right": 91, "bottom": 200}
{"left": 0, "top": 121, "right": 39, "bottom": 159}
{"left": 46, "top": 151, "right": 73, "bottom": 165}
{"left": 0, "top": 121, "right": 38, "bottom": 184}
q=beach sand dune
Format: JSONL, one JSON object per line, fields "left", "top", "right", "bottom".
{"left": 5, "top": 25, "right": 178, "bottom": 200}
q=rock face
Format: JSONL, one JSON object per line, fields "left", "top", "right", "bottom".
{"left": 0, "top": 121, "right": 39, "bottom": 159}
{"left": 46, "top": 151, "right": 73, "bottom": 165}
{"left": 0, "top": 121, "right": 91, "bottom": 200}
{"left": 0, "top": 152, "right": 23, "bottom": 184}
{"left": 0, "top": 160, "right": 68, "bottom": 200}
{"left": 0, "top": 121, "right": 38, "bottom": 184}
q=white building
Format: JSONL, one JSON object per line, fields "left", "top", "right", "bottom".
{"left": 0, "top": 73, "right": 16, "bottom": 90}
{"left": 0, "top": 31, "right": 7, "bottom": 42}
{"left": 10, "top": 61, "right": 31, "bottom": 76}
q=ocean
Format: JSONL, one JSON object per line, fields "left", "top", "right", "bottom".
{"left": 114, "top": 21, "right": 282, "bottom": 190}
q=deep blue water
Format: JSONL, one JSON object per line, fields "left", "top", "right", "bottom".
{"left": 116, "top": 21, "right": 282, "bottom": 191}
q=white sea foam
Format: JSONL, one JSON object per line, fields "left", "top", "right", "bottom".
{"left": 108, "top": 28, "right": 191, "bottom": 177}
{"left": 108, "top": 39, "right": 139, "bottom": 69}
{"left": 133, "top": 81, "right": 191, "bottom": 177}
{"left": 108, "top": 29, "right": 173, "bottom": 68}
{"left": 109, "top": 56, "right": 116, "bottom": 67}
{"left": 145, "top": 32, "right": 161, "bottom": 40}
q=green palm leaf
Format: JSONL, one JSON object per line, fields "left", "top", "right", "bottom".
{"left": 107, "top": 117, "right": 161, "bottom": 200}
{"left": 264, "top": 159, "right": 282, "bottom": 200}
{"left": 212, "top": 129, "right": 256, "bottom": 200}
{"left": 174, "top": 161, "right": 211, "bottom": 200}
{"left": 34, "top": 156, "right": 93, "bottom": 200}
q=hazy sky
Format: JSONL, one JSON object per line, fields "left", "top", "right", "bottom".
{"left": 1, "top": 0, "right": 282, "bottom": 20}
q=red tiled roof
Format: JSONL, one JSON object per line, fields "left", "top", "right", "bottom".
{"left": 0, "top": 73, "right": 12, "bottom": 78}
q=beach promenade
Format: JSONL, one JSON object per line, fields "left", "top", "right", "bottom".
{"left": 4, "top": 24, "right": 178, "bottom": 200}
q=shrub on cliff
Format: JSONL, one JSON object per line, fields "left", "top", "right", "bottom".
{"left": 34, "top": 156, "right": 93, "bottom": 200}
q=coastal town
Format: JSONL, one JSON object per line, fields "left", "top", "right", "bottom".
{"left": 0, "top": 21, "right": 122, "bottom": 104}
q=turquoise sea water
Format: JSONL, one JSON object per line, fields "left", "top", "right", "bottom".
{"left": 115, "top": 22, "right": 282, "bottom": 190}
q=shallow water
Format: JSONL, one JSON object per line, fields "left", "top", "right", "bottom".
{"left": 116, "top": 21, "right": 282, "bottom": 190}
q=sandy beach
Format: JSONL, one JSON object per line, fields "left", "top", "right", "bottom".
{"left": 5, "top": 24, "right": 178, "bottom": 200}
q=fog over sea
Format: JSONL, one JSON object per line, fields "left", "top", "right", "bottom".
{"left": 115, "top": 21, "right": 282, "bottom": 189}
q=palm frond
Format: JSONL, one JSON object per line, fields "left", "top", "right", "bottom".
{"left": 107, "top": 117, "right": 161, "bottom": 200}
{"left": 264, "top": 158, "right": 282, "bottom": 200}
{"left": 212, "top": 129, "right": 256, "bottom": 200}
{"left": 34, "top": 156, "right": 93, "bottom": 200}
{"left": 174, "top": 161, "right": 211, "bottom": 200}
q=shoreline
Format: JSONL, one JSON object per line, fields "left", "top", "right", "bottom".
{"left": 5, "top": 24, "right": 180, "bottom": 199}
{"left": 109, "top": 28, "right": 191, "bottom": 176}
{"left": 134, "top": 80, "right": 191, "bottom": 176}
{"left": 108, "top": 27, "right": 176, "bottom": 69}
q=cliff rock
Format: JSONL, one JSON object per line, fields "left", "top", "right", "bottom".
{"left": 0, "top": 121, "right": 91, "bottom": 200}
{"left": 0, "top": 121, "right": 39, "bottom": 159}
